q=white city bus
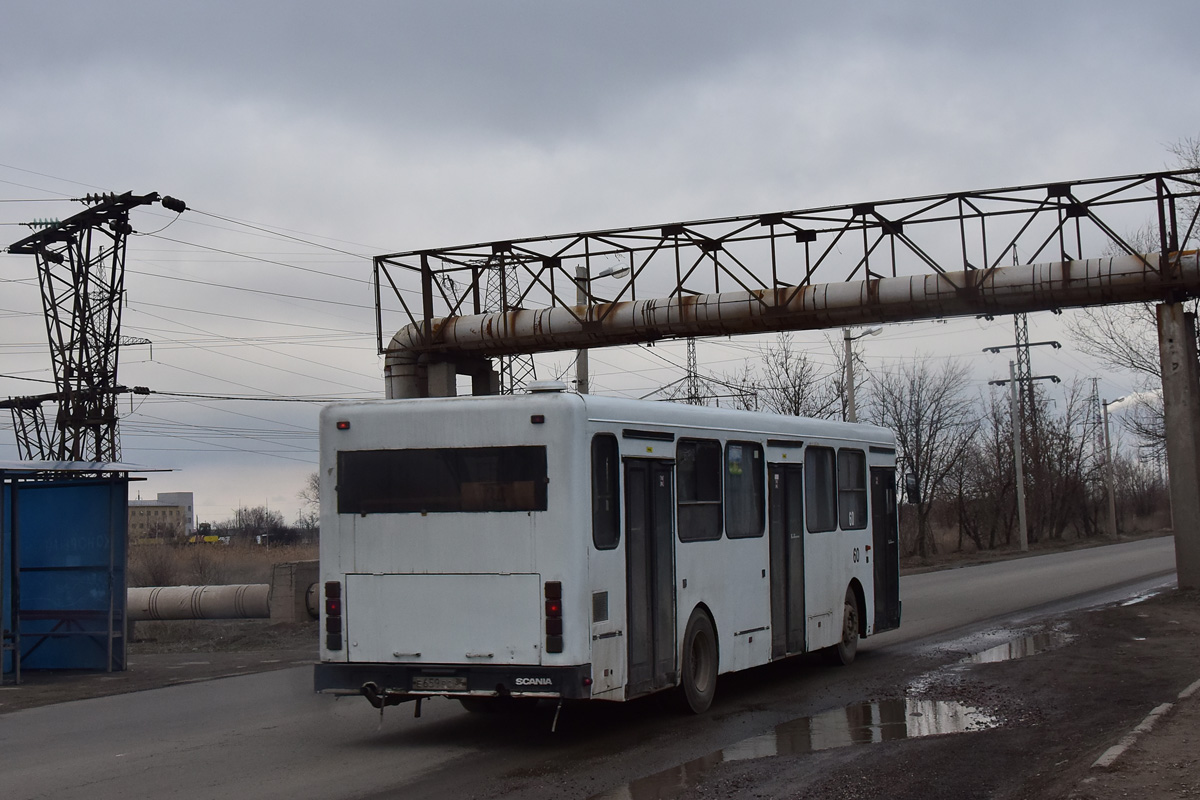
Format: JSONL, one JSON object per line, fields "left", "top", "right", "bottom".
{"left": 314, "top": 381, "right": 900, "bottom": 716}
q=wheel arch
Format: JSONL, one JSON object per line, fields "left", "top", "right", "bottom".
{"left": 847, "top": 578, "right": 867, "bottom": 638}
{"left": 686, "top": 602, "right": 720, "bottom": 670}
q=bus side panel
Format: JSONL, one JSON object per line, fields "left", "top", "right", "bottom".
{"left": 588, "top": 544, "right": 627, "bottom": 697}
{"left": 675, "top": 537, "right": 772, "bottom": 676}
{"left": 803, "top": 530, "right": 841, "bottom": 650}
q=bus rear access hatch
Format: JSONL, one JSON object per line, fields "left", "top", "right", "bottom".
{"left": 346, "top": 573, "right": 542, "bottom": 665}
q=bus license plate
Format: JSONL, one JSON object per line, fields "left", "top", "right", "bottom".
{"left": 412, "top": 676, "right": 467, "bottom": 691}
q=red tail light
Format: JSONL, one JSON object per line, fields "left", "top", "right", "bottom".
{"left": 325, "top": 581, "right": 343, "bottom": 651}
{"left": 545, "top": 581, "right": 563, "bottom": 654}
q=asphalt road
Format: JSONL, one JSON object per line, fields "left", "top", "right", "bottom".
{"left": 0, "top": 536, "right": 1179, "bottom": 800}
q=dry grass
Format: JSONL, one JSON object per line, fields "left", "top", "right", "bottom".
{"left": 127, "top": 542, "right": 318, "bottom": 587}
{"left": 129, "top": 618, "right": 318, "bottom": 653}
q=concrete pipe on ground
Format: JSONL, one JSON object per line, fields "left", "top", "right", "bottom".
{"left": 127, "top": 584, "right": 271, "bottom": 621}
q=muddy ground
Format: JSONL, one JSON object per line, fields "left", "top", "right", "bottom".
{"left": 654, "top": 588, "right": 1200, "bottom": 800}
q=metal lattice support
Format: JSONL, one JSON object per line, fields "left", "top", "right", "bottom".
{"left": 8, "top": 401, "right": 52, "bottom": 460}
{"left": 482, "top": 253, "right": 537, "bottom": 394}
{"left": 1014, "top": 312, "right": 1033, "bottom": 452}
{"left": 685, "top": 337, "right": 704, "bottom": 405}
{"left": 5, "top": 192, "right": 181, "bottom": 460}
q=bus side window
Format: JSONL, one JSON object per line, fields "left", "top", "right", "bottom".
{"left": 677, "top": 438, "right": 723, "bottom": 541}
{"left": 804, "top": 446, "right": 837, "bottom": 532}
{"left": 725, "top": 441, "right": 764, "bottom": 538}
{"left": 837, "top": 449, "right": 867, "bottom": 530}
{"left": 592, "top": 434, "right": 621, "bottom": 549}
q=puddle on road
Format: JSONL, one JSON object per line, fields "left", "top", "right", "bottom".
{"left": 589, "top": 698, "right": 997, "bottom": 800}
{"left": 962, "top": 631, "right": 1074, "bottom": 664}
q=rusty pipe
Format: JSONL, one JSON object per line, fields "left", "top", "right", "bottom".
{"left": 384, "top": 252, "right": 1200, "bottom": 398}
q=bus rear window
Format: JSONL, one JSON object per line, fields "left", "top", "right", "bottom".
{"left": 337, "top": 446, "right": 548, "bottom": 514}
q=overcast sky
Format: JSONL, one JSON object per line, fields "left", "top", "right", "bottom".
{"left": 2, "top": 1, "right": 1199, "bottom": 524}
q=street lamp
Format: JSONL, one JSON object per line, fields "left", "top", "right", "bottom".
{"left": 843, "top": 325, "right": 883, "bottom": 422}
{"left": 1103, "top": 396, "right": 1126, "bottom": 540}
{"left": 575, "top": 263, "right": 631, "bottom": 394}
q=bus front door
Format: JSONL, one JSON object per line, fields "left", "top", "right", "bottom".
{"left": 870, "top": 467, "right": 901, "bottom": 632}
{"left": 769, "top": 463, "right": 806, "bottom": 658}
{"left": 624, "top": 459, "right": 677, "bottom": 697}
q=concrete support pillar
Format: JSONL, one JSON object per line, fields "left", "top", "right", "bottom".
{"left": 1157, "top": 302, "right": 1200, "bottom": 590}
{"left": 270, "top": 560, "right": 319, "bottom": 622}
{"left": 426, "top": 361, "right": 457, "bottom": 397}
{"left": 471, "top": 367, "right": 500, "bottom": 396}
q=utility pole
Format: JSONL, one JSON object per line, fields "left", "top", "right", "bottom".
{"left": 843, "top": 325, "right": 882, "bottom": 422}
{"left": 3, "top": 191, "right": 183, "bottom": 461}
{"left": 989, "top": 357, "right": 1061, "bottom": 552}
{"left": 483, "top": 253, "right": 537, "bottom": 394}
{"left": 984, "top": 324, "right": 1060, "bottom": 545}
{"left": 575, "top": 265, "right": 589, "bottom": 395}
{"left": 572, "top": 262, "right": 629, "bottom": 395}
{"left": 1009, "top": 361, "right": 1030, "bottom": 552}
{"left": 686, "top": 338, "right": 703, "bottom": 405}
{"left": 1102, "top": 397, "right": 1123, "bottom": 540}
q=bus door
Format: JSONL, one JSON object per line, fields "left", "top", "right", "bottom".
{"left": 768, "top": 463, "right": 806, "bottom": 658}
{"left": 624, "top": 459, "right": 676, "bottom": 697}
{"left": 870, "top": 467, "right": 901, "bottom": 632}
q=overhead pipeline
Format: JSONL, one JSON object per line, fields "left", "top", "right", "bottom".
{"left": 383, "top": 252, "right": 1200, "bottom": 398}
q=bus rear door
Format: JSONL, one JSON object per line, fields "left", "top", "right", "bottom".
{"left": 769, "top": 463, "right": 806, "bottom": 658}
{"left": 624, "top": 459, "right": 676, "bottom": 697}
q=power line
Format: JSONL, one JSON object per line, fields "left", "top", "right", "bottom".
{"left": 190, "top": 208, "right": 377, "bottom": 262}
{"left": 124, "top": 266, "right": 377, "bottom": 310}
{"left": 145, "top": 233, "right": 373, "bottom": 286}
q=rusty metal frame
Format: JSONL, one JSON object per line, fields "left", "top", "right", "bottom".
{"left": 374, "top": 171, "right": 1200, "bottom": 355}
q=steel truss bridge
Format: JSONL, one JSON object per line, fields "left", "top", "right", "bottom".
{"left": 374, "top": 170, "right": 1200, "bottom": 365}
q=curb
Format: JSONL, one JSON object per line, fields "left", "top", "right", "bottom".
{"left": 1091, "top": 676, "right": 1200, "bottom": 769}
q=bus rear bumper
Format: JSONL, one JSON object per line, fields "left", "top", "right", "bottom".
{"left": 313, "top": 661, "right": 594, "bottom": 704}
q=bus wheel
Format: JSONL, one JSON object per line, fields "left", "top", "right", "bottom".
{"left": 832, "top": 588, "right": 860, "bottom": 666}
{"left": 679, "top": 610, "right": 718, "bottom": 714}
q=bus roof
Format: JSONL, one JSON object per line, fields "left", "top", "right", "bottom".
{"left": 321, "top": 390, "right": 895, "bottom": 447}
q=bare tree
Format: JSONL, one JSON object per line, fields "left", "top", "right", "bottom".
{"left": 1026, "top": 379, "right": 1103, "bottom": 542}
{"left": 755, "top": 333, "right": 839, "bottom": 418}
{"left": 230, "top": 505, "right": 286, "bottom": 544}
{"left": 299, "top": 471, "right": 320, "bottom": 510}
{"left": 867, "top": 358, "right": 976, "bottom": 558}
{"left": 714, "top": 361, "right": 760, "bottom": 411}
{"left": 1066, "top": 133, "right": 1200, "bottom": 456}
{"left": 954, "top": 391, "right": 1017, "bottom": 551}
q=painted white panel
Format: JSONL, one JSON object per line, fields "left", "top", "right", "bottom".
{"left": 345, "top": 573, "right": 541, "bottom": 665}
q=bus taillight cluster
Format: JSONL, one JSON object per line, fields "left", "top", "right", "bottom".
{"left": 545, "top": 581, "right": 563, "bottom": 654}
{"left": 325, "top": 581, "right": 343, "bottom": 651}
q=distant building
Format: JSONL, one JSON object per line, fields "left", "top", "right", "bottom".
{"left": 128, "top": 492, "right": 195, "bottom": 541}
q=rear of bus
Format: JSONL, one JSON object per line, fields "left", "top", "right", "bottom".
{"left": 313, "top": 392, "right": 594, "bottom": 709}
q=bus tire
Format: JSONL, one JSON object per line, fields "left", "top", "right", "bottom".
{"left": 831, "top": 588, "right": 860, "bottom": 666}
{"left": 679, "top": 609, "right": 718, "bottom": 714}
